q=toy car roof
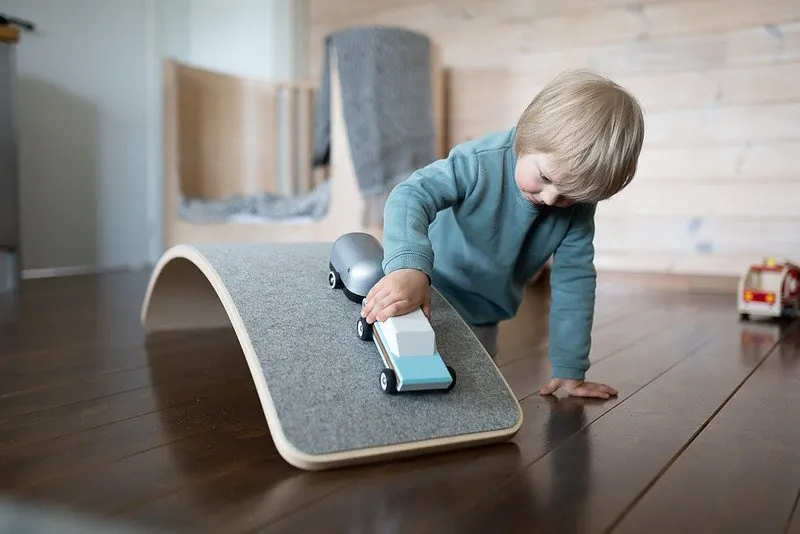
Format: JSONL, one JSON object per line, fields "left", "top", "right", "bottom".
{"left": 378, "top": 308, "right": 436, "bottom": 357}
{"left": 750, "top": 257, "right": 800, "bottom": 272}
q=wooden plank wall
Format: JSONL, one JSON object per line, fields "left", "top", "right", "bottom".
{"left": 308, "top": 0, "right": 800, "bottom": 277}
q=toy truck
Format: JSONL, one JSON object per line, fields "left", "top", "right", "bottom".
{"left": 356, "top": 307, "right": 456, "bottom": 395}
{"left": 328, "top": 232, "right": 384, "bottom": 304}
{"left": 738, "top": 257, "right": 800, "bottom": 320}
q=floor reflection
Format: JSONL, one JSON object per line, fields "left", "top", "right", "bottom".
{"left": 540, "top": 395, "right": 592, "bottom": 534}
{"left": 739, "top": 318, "right": 795, "bottom": 367}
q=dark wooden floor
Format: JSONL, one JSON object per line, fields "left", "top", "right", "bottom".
{"left": 2, "top": 269, "right": 800, "bottom": 533}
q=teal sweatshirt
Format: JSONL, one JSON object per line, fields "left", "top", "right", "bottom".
{"left": 381, "top": 127, "right": 597, "bottom": 381}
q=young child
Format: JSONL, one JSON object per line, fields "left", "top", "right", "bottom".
{"left": 360, "top": 68, "right": 645, "bottom": 400}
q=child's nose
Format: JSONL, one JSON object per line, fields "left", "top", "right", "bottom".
{"left": 541, "top": 190, "right": 561, "bottom": 205}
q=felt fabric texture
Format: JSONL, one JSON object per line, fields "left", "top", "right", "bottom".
{"left": 313, "top": 26, "right": 438, "bottom": 226}
{"left": 190, "top": 242, "right": 521, "bottom": 457}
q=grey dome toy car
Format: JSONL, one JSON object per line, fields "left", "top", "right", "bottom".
{"left": 328, "top": 232, "right": 385, "bottom": 303}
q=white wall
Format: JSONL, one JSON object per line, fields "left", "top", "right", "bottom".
{"left": 176, "top": 0, "right": 305, "bottom": 81}
{"left": 0, "top": 0, "right": 306, "bottom": 274}
{"left": 0, "top": 0, "right": 153, "bottom": 273}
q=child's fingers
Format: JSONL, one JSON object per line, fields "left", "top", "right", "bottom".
{"left": 539, "top": 379, "right": 561, "bottom": 396}
{"left": 365, "top": 279, "right": 385, "bottom": 303}
{"left": 598, "top": 384, "right": 618, "bottom": 396}
{"left": 376, "top": 299, "right": 414, "bottom": 322}
{"left": 366, "top": 294, "right": 402, "bottom": 323}
{"left": 421, "top": 300, "right": 432, "bottom": 319}
{"left": 362, "top": 286, "right": 390, "bottom": 318}
{"left": 583, "top": 381, "right": 618, "bottom": 397}
{"left": 582, "top": 389, "right": 610, "bottom": 399}
{"left": 365, "top": 299, "right": 387, "bottom": 323}
{"left": 540, "top": 379, "right": 616, "bottom": 400}
{"left": 572, "top": 384, "right": 611, "bottom": 399}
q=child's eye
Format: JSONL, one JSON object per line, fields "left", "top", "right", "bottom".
{"left": 539, "top": 172, "right": 551, "bottom": 184}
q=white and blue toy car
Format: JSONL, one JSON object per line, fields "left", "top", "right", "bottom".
{"left": 357, "top": 307, "right": 456, "bottom": 395}
{"left": 329, "top": 231, "right": 457, "bottom": 394}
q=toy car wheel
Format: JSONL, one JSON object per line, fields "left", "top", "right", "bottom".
{"left": 739, "top": 312, "right": 750, "bottom": 321}
{"left": 356, "top": 317, "right": 372, "bottom": 340}
{"left": 380, "top": 368, "right": 398, "bottom": 394}
{"left": 445, "top": 365, "right": 457, "bottom": 392}
{"left": 328, "top": 269, "right": 342, "bottom": 289}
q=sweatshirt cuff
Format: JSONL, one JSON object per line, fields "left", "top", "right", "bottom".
{"left": 383, "top": 252, "right": 433, "bottom": 279}
{"left": 551, "top": 365, "right": 587, "bottom": 381}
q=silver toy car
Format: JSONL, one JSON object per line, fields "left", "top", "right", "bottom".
{"left": 328, "top": 232, "right": 385, "bottom": 303}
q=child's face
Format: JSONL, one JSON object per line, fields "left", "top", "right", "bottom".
{"left": 514, "top": 153, "right": 575, "bottom": 208}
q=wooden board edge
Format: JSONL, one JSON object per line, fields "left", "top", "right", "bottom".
{"left": 141, "top": 244, "right": 524, "bottom": 472}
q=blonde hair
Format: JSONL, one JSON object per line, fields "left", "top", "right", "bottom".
{"left": 513, "top": 68, "right": 645, "bottom": 203}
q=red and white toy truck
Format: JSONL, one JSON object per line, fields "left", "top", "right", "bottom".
{"left": 738, "top": 257, "right": 800, "bottom": 320}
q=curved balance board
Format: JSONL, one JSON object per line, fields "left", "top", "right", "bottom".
{"left": 140, "top": 243, "right": 523, "bottom": 470}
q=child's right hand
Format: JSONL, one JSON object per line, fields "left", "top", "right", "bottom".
{"left": 361, "top": 268, "right": 431, "bottom": 324}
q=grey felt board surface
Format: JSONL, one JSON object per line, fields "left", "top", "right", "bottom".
{"left": 192, "top": 242, "right": 521, "bottom": 456}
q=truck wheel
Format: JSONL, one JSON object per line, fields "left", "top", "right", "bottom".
{"left": 380, "top": 368, "right": 398, "bottom": 394}
{"left": 357, "top": 317, "right": 372, "bottom": 341}
{"left": 328, "top": 269, "right": 342, "bottom": 289}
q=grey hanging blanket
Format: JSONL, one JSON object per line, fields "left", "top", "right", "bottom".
{"left": 313, "top": 26, "right": 438, "bottom": 225}
{"left": 176, "top": 26, "right": 437, "bottom": 226}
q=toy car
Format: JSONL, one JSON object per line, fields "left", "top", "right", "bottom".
{"left": 738, "top": 257, "right": 800, "bottom": 320}
{"left": 328, "top": 232, "right": 384, "bottom": 303}
{"left": 356, "top": 306, "right": 456, "bottom": 395}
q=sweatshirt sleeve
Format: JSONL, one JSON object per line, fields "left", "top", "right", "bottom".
{"left": 381, "top": 146, "right": 479, "bottom": 277}
{"left": 547, "top": 202, "right": 598, "bottom": 380}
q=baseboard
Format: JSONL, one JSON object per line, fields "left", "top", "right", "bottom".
{"left": 22, "top": 262, "right": 151, "bottom": 279}
{"left": 0, "top": 251, "right": 17, "bottom": 293}
{"left": 531, "top": 266, "right": 738, "bottom": 295}
{"left": 596, "top": 269, "right": 739, "bottom": 294}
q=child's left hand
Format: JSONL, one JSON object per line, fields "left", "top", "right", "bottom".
{"left": 539, "top": 378, "right": 618, "bottom": 399}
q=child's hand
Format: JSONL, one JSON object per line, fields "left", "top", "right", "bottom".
{"left": 361, "top": 268, "right": 431, "bottom": 324}
{"left": 539, "top": 378, "right": 618, "bottom": 399}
